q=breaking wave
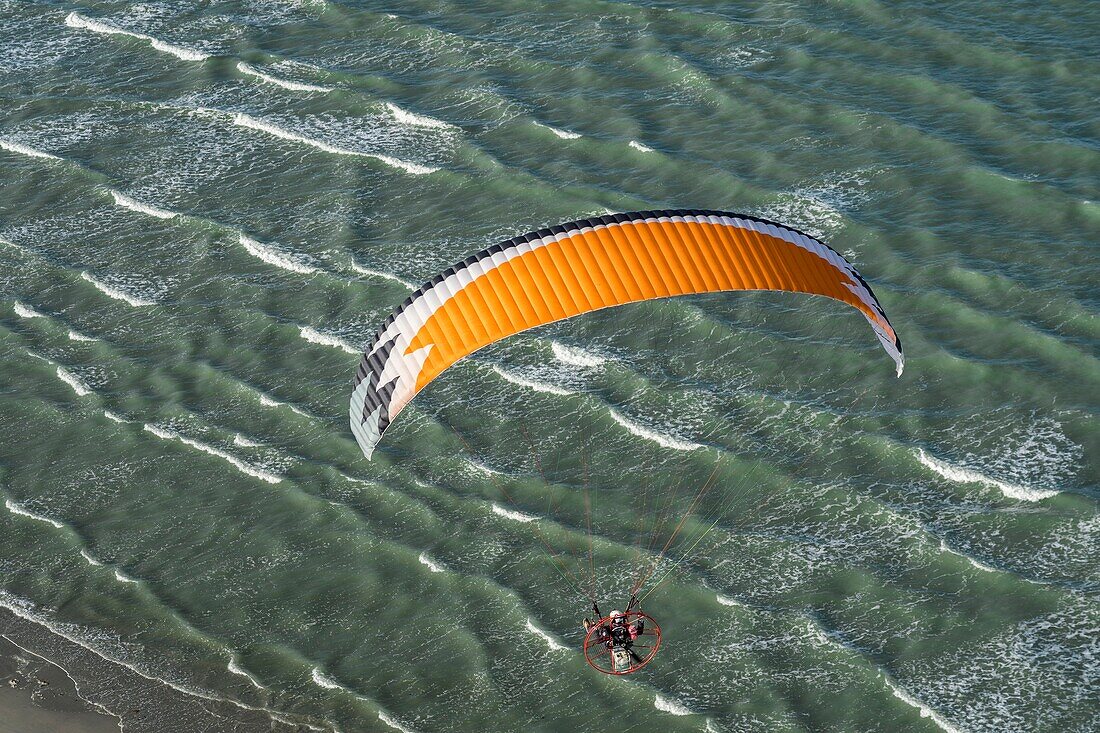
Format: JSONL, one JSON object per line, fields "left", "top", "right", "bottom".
{"left": 64, "top": 12, "right": 210, "bottom": 62}
{"left": 143, "top": 424, "right": 282, "bottom": 484}
{"left": 534, "top": 122, "right": 581, "bottom": 139}
{"left": 384, "top": 102, "right": 453, "bottom": 130}
{"left": 608, "top": 408, "right": 704, "bottom": 452}
{"left": 4, "top": 498, "right": 65, "bottom": 529}
{"left": 492, "top": 365, "right": 572, "bottom": 395}
{"left": 0, "top": 138, "right": 60, "bottom": 159}
{"left": 491, "top": 503, "right": 536, "bottom": 523}
{"left": 80, "top": 271, "right": 156, "bottom": 307}
{"left": 237, "top": 61, "right": 331, "bottom": 92}
{"left": 238, "top": 234, "right": 319, "bottom": 275}
{"left": 915, "top": 448, "right": 1057, "bottom": 502}
{"left": 299, "top": 326, "right": 358, "bottom": 354}
{"left": 232, "top": 113, "right": 436, "bottom": 174}
{"left": 525, "top": 619, "right": 567, "bottom": 651}
{"left": 551, "top": 341, "right": 605, "bottom": 367}
{"left": 110, "top": 190, "right": 178, "bottom": 219}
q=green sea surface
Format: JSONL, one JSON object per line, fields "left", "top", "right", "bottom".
{"left": 1, "top": 1, "right": 1097, "bottom": 731}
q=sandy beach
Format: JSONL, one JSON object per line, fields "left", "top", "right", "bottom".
{"left": 0, "top": 634, "right": 120, "bottom": 733}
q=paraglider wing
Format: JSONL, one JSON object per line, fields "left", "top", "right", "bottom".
{"left": 351, "top": 210, "right": 903, "bottom": 458}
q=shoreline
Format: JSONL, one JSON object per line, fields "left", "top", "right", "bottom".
{"left": 0, "top": 605, "right": 315, "bottom": 733}
{"left": 0, "top": 632, "right": 121, "bottom": 733}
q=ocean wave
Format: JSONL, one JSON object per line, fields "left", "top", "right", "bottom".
{"left": 259, "top": 393, "right": 309, "bottom": 417}
{"left": 0, "top": 138, "right": 60, "bottom": 160}
{"left": 4, "top": 498, "right": 65, "bottom": 529}
{"left": 238, "top": 234, "right": 319, "bottom": 275}
{"left": 883, "top": 677, "right": 962, "bottom": 733}
{"left": 56, "top": 366, "right": 92, "bottom": 396}
{"left": 384, "top": 102, "right": 453, "bottom": 130}
{"left": 109, "top": 190, "right": 178, "bottom": 219}
{"left": 143, "top": 424, "right": 282, "bottom": 483}
{"left": 351, "top": 262, "right": 416, "bottom": 289}
{"left": 227, "top": 655, "right": 264, "bottom": 690}
{"left": 103, "top": 410, "right": 127, "bottom": 423}
{"left": 937, "top": 538, "right": 998, "bottom": 574}
{"left": 654, "top": 693, "right": 693, "bottom": 716}
{"left": 113, "top": 569, "right": 138, "bottom": 584}
{"left": 64, "top": 12, "right": 210, "bottom": 62}
{"left": 629, "top": 140, "right": 654, "bottom": 152}
{"left": 491, "top": 503, "right": 535, "bottom": 523}
{"left": 550, "top": 341, "right": 605, "bottom": 367}
{"left": 68, "top": 329, "right": 97, "bottom": 342}
{"left": 378, "top": 711, "right": 418, "bottom": 733}
{"left": 237, "top": 61, "right": 331, "bottom": 93}
{"left": 0, "top": 591, "right": 312, "bottom": 728}
{"left": 310, "top": 666, "right": 342, "bottom": 690}
{"left": 80, "top": 550, "right": 103, "bottom": 566}
{"left": 914, "top": 448, "right": 1057, "bottom": 501}
{"left": 80, "top": 271, "right": 156, "bottom": 307}
{"left": 13, "top": 300, "right": 45, "bottom": 318}
{"left": 491, "top": 365, "right": 572, "bottom": 395}
{"left": 607, "top": 408, "right": 703, "bottom": 451}
{"left": 232, "top": 113, "right": 436, "bottom": 174}
{"left": 417, "top": 552, "right": 444, "bottom": 573}
{"left": 466, "top": 459, "right": 501, "bottom": 476}
{"left": 233, "top": 434, "right": 263, "bottom": 448}
{"left": 299, "top": 326, "right": 359, "bottom": 354}
{"left": 525, "top": 619, "right": 567, "bottom": 651}
{"left": 533, "top": 122, "right": 580, "bottom": 139}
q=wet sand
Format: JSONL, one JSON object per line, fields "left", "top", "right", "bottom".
{"left": 0, "top": 634, "right": 120, "bottom": 733}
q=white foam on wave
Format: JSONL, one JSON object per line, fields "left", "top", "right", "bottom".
{"left": 883, "top": 677, "right": 963, "bottom": 733}
{"left": 237, "top": 61, "right": 331, "bottom": 92}
{"left": 384, "top": 102, "right": 453, "bottom": 130}
{"left": 4, "top": 499, "right": 65, "bottom": 529}
{"left": 608, "top": 408, "right": 703, "bottom": 452}
{"left": 525, "top": 619, "right": 567, "bottom": 651}
{"left": 232, "top": 113, "right": 436, "bottom": 174}
{"left": 259, "top": 393, "right": 309, "bottom": 417}
{"left": 65, "top": 12, "right": 210, "bottom": 62}
{"left": 654, "top": 693, "right": 693, "bottom": 716}
{"left": 310, "top": 666, "right": 342, "bottom": 690}
{"left": 103, "top": 410, "right": 127, "bottom": 423}
{"left": 13, "top": 301, "right": 45, "bottom": 318}
{"left": 0, "top": 138, "right": 60, "bottom": 160}
{"left": 492, "top": 365, "right": 571, "bottom": 395}
{"left": 233, "top": 434, "right": 262, "bottom": 448}
{"left": 915, "top": 448, "right": 1057, "bottom": 502}
{"left": 492, "top": 503, "right": 536, "bottom": 523}
{"left": 56, "top": 366, "right": 92, "bottom": 396}
{"left": 143, "top": 424, "right": 282, "bottom": 483}
{"left": 467, "top": 459, "right": 501, "bottom": 476}
{"left": 81, "top": 271, "right": 156, "bottom": 307}
{"left": 418, "top": 552, "right": 444, "bottom": 573}
{"left": 716, "top": 594, "right": 742, "bottom": 607}
{"left": 534, "top": 122, "right": 581, "bottom": 139}
{"left": 0, "top": 590, "right": 307, "bottom": 725}
{"left": 551, "top": 341, "right": 605, "bottom": 367}
{"left": 109, "top": 190, "right": 178, "bottom": 219}
{"left": 80, "top": 550, "right": 103, "bottom": 566}
{"left": 351, "top": 262, "right": 416, "bottom": 289}
{"left": 68, "top": 329, "right": 97, "bottom": 342}
{"left": 113, "top": 569, "right": 138, "bottom": 584}
{"left": 937, "top": 538, "right": 998, "bottom": 574}
{"left": 238, "top": 234, "right": 319, "bottom": 275}
{"left": 378, "top": 711, "right": 417, "bottom": 733}
{"left": 629, "top": 140, "right": 654, "bottom": 152}
{"left": 228, "top": 655, "right": 264, "bottom": 689}
{"left": 299, "top": 326, "right": 358, "bottom": 354}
